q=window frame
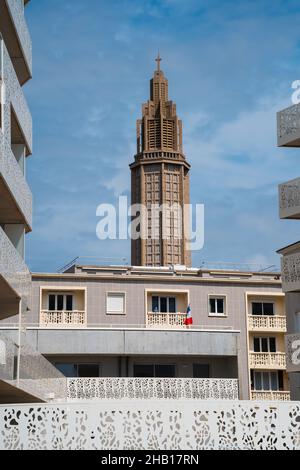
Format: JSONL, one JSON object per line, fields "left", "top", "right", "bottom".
{"left": 253, "top": 336, "right": 277, "bottom": 353}
{"left": 151, "top": 295, "right": 177, "bottom": 314}
{"left": 253, "top": 371, "right": 279, "bottom": 392}
{"left": 47, "top": 293, "right": 75, "bottom": 312}
{"left": 251, "top": 301, "right": 275, "bottom": 317}
{"left": 106, "top": 292, "right": 126, "bottom": 316}
{"left": 208, "top": 295, "right": 227, "bottom": 317}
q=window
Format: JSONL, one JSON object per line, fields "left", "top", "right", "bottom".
{"left": 209, "top": 296, "right": 226, "bottom": 316}
{"left": 151, "top": 296, "right": 177, "bottom": 313}
{"left": 48, "top": 294, "right": 74, "bottom": 311}
{"left": 106, "top": 293, "right": 126, "bottom": 315}
{"left": 252, "top": 302, "right": 274, "bottom": 316}
{"left": 55, "top": 363, "right": 101, "bottom": 378}
{"left": 193, "top": 364, "right": 210, "bottom": 378}
{"left": 253, "top": 337, "right": 276, "bottom": 353}
{"left": 252, "top": 371, "right": 283, "bottom": 391}
{"left": 133, "top": 364, "right": 176, "bottom": 378}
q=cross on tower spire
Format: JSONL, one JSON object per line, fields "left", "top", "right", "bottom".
{"left": 155, "top": 52, "right": 162, "bottom": 72}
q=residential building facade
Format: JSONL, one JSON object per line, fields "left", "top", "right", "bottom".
{"left": 277, "top": 103, "right": 300, "bottom": 400}
{"left": 1, "top": 263, "right": 290, "bottom": 401}
{"left": 0, "top": 0, "right": 66, "bottom": 404}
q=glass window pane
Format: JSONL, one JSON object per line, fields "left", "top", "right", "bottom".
{"left": 155, "top": 365, "right": 176, "bottom": 378}
{"left": 263, "top": 303, "right": 274, "bottom": 316}
{"left": 152, "top": 297, "right": 159, "bottom": 313}
{"left": 134, "top": 365, "right": 154, "bottom": 377}
{"left": 77, "top": 364, "right": 100, "bottom": 378}
{"left": 210, "top": 299, "right": 216, "bottom": 314}
{"left": 193, "top": 364, "right": 210, "bottom": 378}
{"left": 263, "top": 372, "right": 270, "bottom": 390}
{"left": 254, "top": 338, "right": 261, "bottom": 353}
{"left": 66, "top": 295, "right": 73, "bottom": 311}
{"left": 55, "top": 363, "right": 77, "bottom": 378}
{"left": 217, "top": 299, "right": 224, "bottom": 314}
{"left": 169, "top": 297, "right": 176, "bottom": 313}
{"left": 57, "top": 295, "right": 64, "bottom": 311}
{"left": 48, "top": 295, "right": 56, "bottom": 311}
{"left": 254, "top": 372, "right": 262, "bottom": 391}
{"left": 252, "top": 303, "right": 263, "bottom": 315}
{"left": 270, "top": 372, "right": 279, "bottom": 391}
{"left": 269, "top": 338, "right": 276, "bottom": 353}
{"left": 261, "top": 338, "right": 269, "bottom": 353}
{"left": 160, "top": 298, "right": 167, "bottom": 313}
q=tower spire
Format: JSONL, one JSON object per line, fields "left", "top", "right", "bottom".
{"left": 155, "top": 52, "right": 162, "bottom": 72}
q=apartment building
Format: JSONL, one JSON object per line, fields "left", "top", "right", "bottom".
{"left": 277, "top": 103, "right": 300, "bottom": 400}
{"left": 0, "top": 262, "right": 289, "bottom": 401}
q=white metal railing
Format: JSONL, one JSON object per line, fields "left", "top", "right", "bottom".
{"left": 146, "top": 312, "right": 186, "bottom": 328}
{"left": 67, "top": 378, "right": 239, "bottom": 401}
{"left": 1, "top": 401, "right": 300, "bottom": 450}
{"left": 249, "top": 352, "right": 286, "bottom": 369}
{"left": 251, "top": 391, "right": 291, "bottom": 401}
{"left": 40, "top": 311, "right": 86, "bottom": 327}
{"left": 248, "top": 316, "right": 287, "bottom": 331}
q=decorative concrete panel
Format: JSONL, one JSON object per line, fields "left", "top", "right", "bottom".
{"left": 67, "top": 378, "right": 239, "bottom": 401}
{"left": 279, "top": 178, "right": 300, "bottom": 219}
{"left": 0, "top": 401, "right": 299, "bottom": 450}
{"left": 285, "top": 333, "right": 300, "bottom": 373}
{"left": 277, "top": 104, "right": 300, "bottom": 147}
{"left": 281, "top": 253, "right": 300, "bottom": 293}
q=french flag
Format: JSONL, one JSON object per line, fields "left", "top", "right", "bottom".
{"left": 185, "top": 304, "right": 193, "bottom": 326}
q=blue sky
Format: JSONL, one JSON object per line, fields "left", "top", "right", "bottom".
{"left": 24, "top": 0, "right": 300, "bottom": 272}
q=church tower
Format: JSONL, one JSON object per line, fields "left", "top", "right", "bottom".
{"left": 130, "top": 56, "right": 191, "bottom": 267}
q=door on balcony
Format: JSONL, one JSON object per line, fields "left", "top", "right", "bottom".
{"left": 48, "top": 294, "right": 74, "bottom": 311}
{"left": 251, "top": 371, "right": 283, "bottom": 391}
{"left": 253, "top": 337, "right": 276, "bottom": 353}
{"left": 152, "top": 296, "right": 176, "bottom": 313}
{"left": 133, "top": 364, "right": 176, "bottom": 378}
{"left": 252, "top": 302, "right": 274, "bottom": 316}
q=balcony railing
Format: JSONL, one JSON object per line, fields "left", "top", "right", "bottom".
{"left": 146, "top": 312, "right": 186, "bottom": 328}
{"left": 40, "top": 311, "right": 86, "bottom": 328}
{"left": 0, "top": 226, "right": 30, "bottom": 305}
{"left": 249, "top": 352, "right": 287, "bottom": 369}
{"left": 67, "top": 377, "right": 239, "bottom": 401}
{"left": 281, "top": 252, "right": 300, "bottom": 293}
{"left": 277, "top": 104, "right": 300, "bottom": 147}
{"left": 248, "top": 316, "right": 287, "bottom": 332}
{"left": 0, "top": 333, "right": 67, "bottom": 402}
{"left": 251, "top": 391, "right": 291, "bottom": 401}
{"left": 279, "top": 178, "right": 300, "bottom": 219}
{"left": 1, "top": 401, "right": 300, "bottom": 450}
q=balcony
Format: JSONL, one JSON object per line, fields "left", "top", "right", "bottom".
{"left": 277, "top": 104, "right": 300, "bottom": 147}
{"left": 0, "top": 226, "right": 30, "bottom": 318}
{"left": 0, "top": 333, "right": 67, "bottom": 403}
{"left": 146, "top": 312, "right": 186, "bottom": 328}
{"left": 279, "top": 246, "right": 300, "bottom": 293}
{"left": 0, "top": 37, "right": 32, "bottom": 154}
{"left": 0, "top": 0, "right": 32, "bottom": 84}
{"left": 40, "top": 310, "right": 86, "bottom": 328}
{"left": 249, "top": 352, "right": 286, "bottom": 370}
{"left": 279, "top": 178, "right": 300, "bottom": 220}
{"left": 248, "top": 316, "right": 287, "bottom": 332}
{"left": 0, "top": 401, "right": 299, "bottom": 450}
{"left": 251, "top": 391, "right": 291, "bottom": 401}
{"left": 67, "top": 377, "right": 239, "bottom": 401}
